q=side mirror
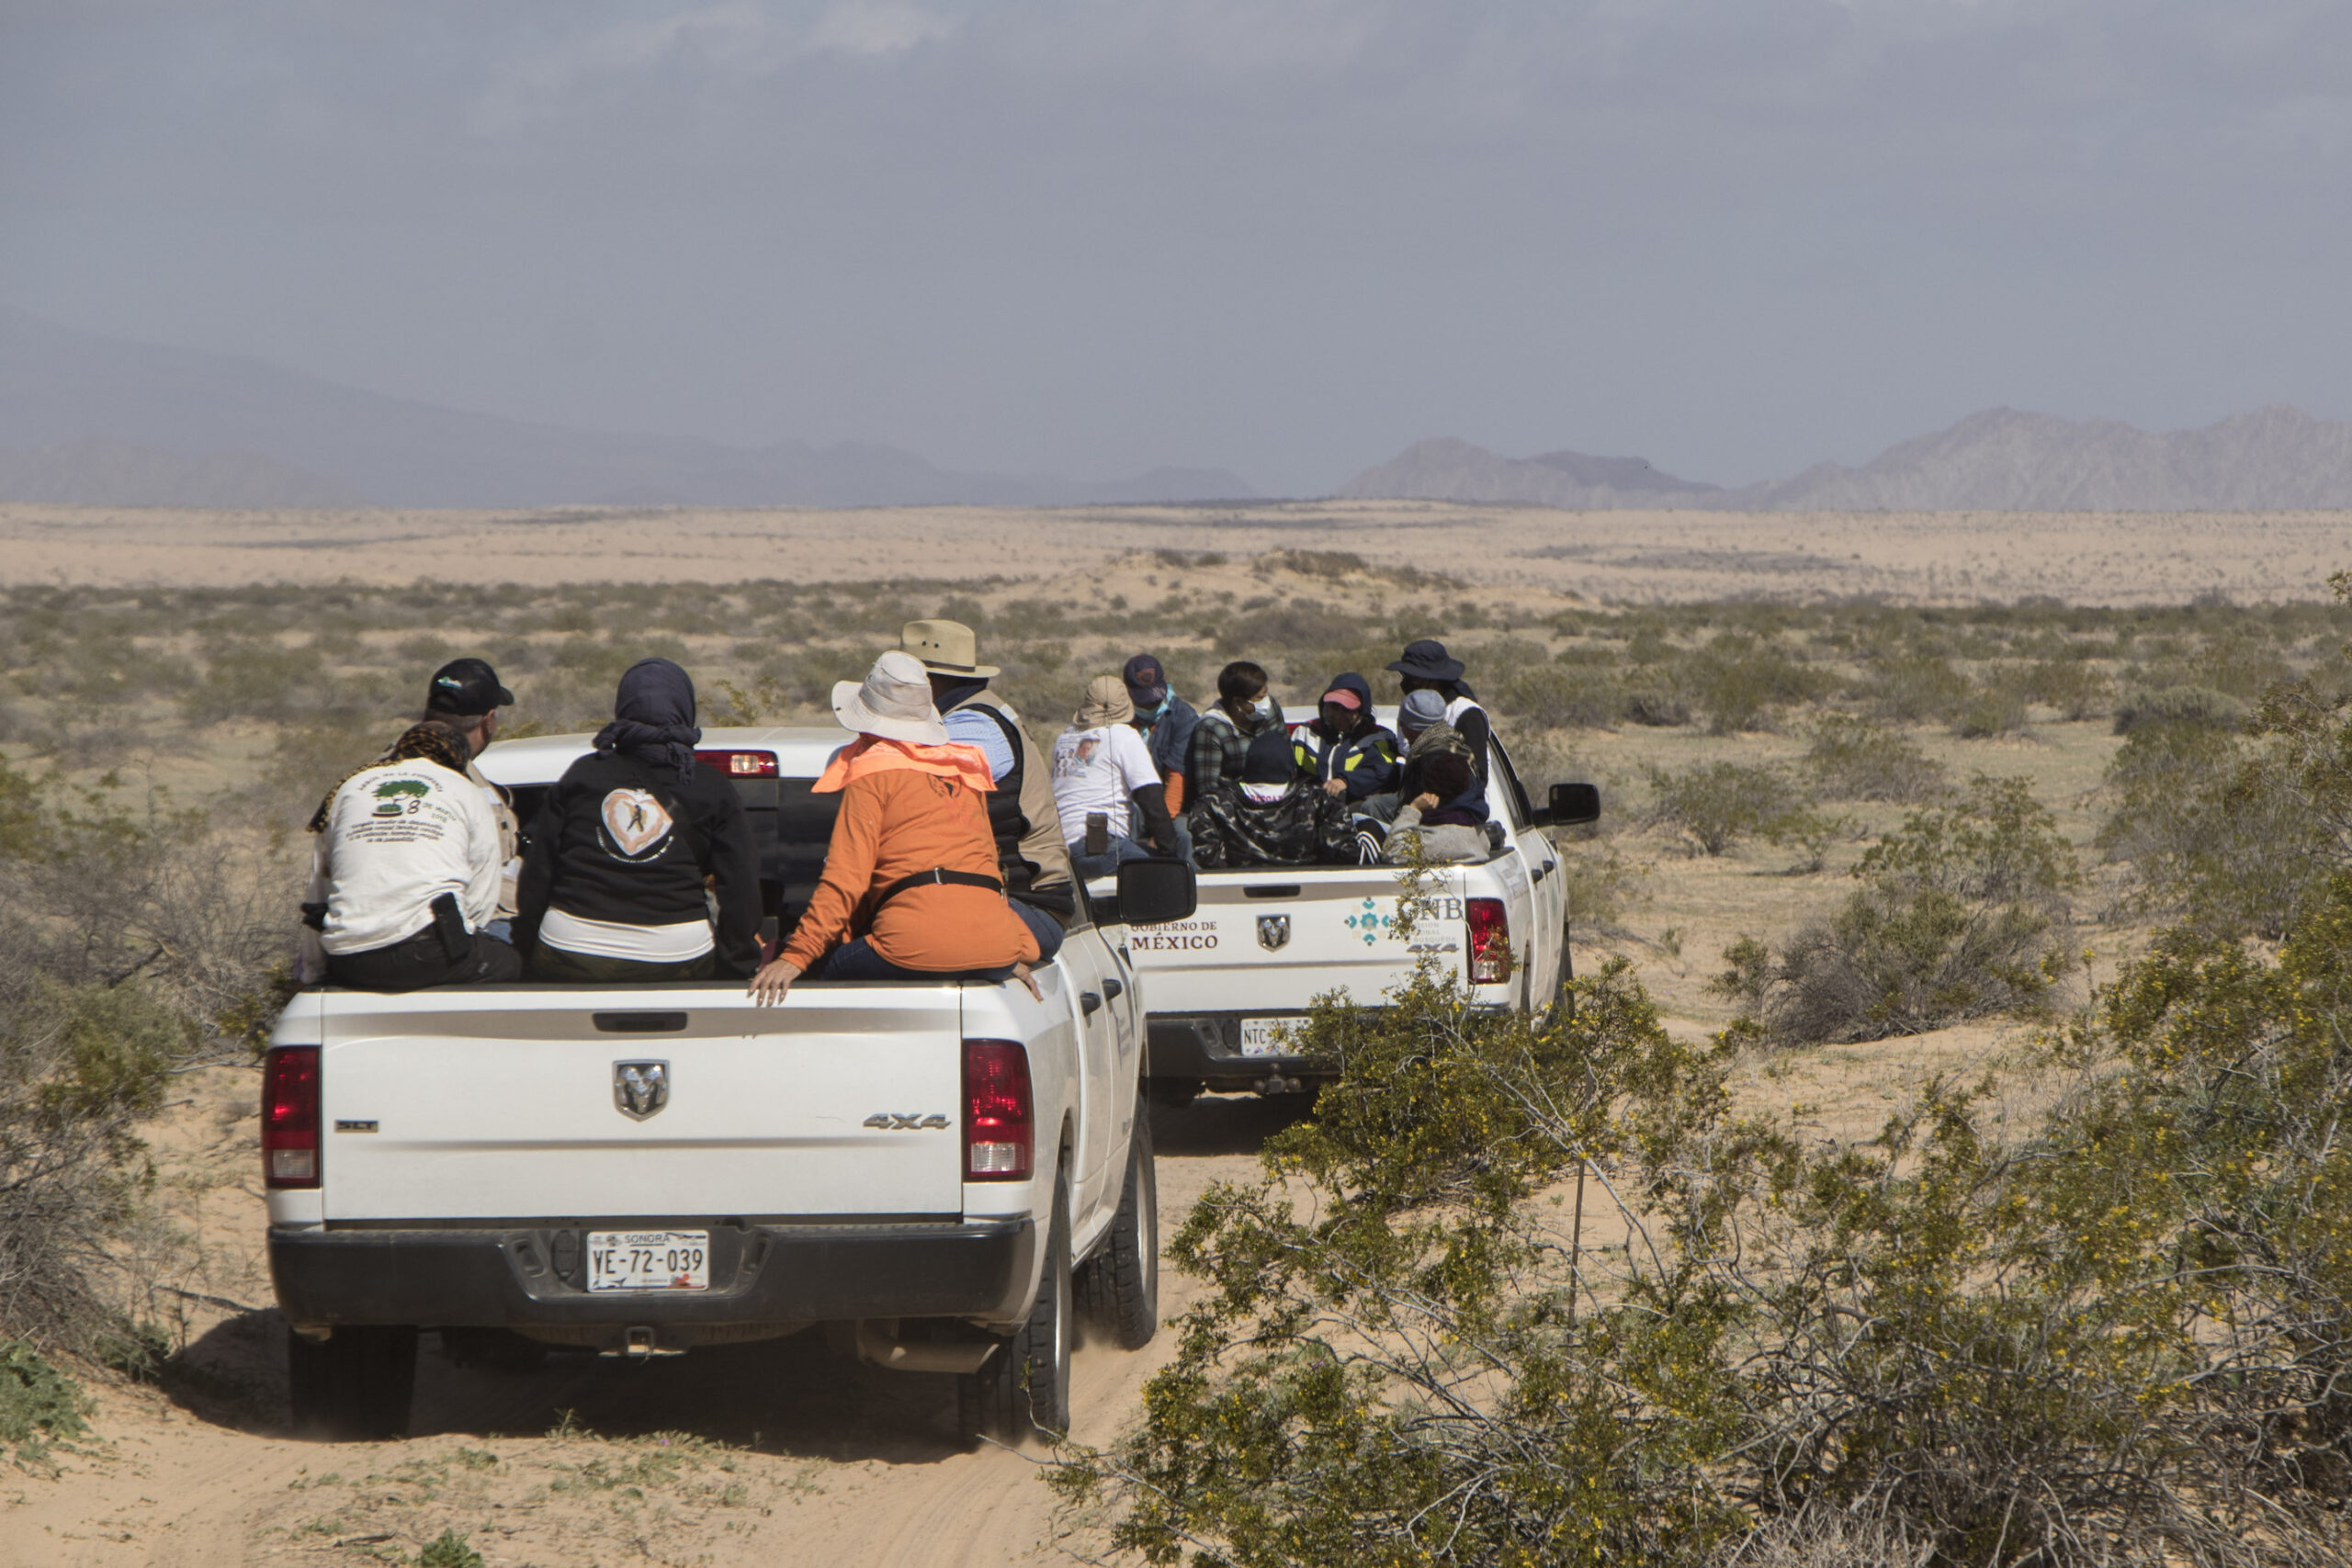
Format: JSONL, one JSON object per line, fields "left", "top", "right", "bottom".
{"left": 1114, "top": 858, "right": 1198, "bottom": 926}
{"left": 1530, "top": 782, "right": 1601, "bottom": 829}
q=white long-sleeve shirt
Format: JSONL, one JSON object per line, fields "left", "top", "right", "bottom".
{"left": 317, "top": 758, "right": 503, "bottom": 955}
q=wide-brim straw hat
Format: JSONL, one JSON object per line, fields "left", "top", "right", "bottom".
{"left": 900, "top": 618, "right": 1000, "bottom": 679}
{"left": 833, "top": 649, "right": 950, "bottom": 746}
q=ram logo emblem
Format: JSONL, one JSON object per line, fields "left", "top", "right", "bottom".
{"left": 612, "top": 1061, "right": 669, "bottom": 1121}
{"left": 1257, "top": 914, "right": 1291, "bottom": 952}
{"left": 865, "top": 1112, "right": 951, "bottom": 1131}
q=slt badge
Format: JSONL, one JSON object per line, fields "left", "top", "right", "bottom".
{"left": 613, "top": 1060, "right": 670, "bottom": 1121}
{"left": 1257, "top": 914, "right": 1291, "bottom": 952}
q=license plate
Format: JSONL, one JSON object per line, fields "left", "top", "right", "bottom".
{"left": 1238, "top": 1018, "right": 1299, "bottom": 1057}
{"left": 586, "top": 1231, "right": 710, "bottom": 1292}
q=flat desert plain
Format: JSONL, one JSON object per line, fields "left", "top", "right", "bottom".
{"left": 1, "top": 500, "right": 2345, "bottom": 604}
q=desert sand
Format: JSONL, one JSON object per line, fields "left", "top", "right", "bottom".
{"left": 1, "top": 500, "right": 2343, "bottom": 604}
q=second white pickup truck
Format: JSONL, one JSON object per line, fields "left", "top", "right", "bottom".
{"left": 265, "top": 729, "right": 1194, "bottom": 1447}
{"left": 1114, "top": 718, "right": 1599, "bottom": 1104}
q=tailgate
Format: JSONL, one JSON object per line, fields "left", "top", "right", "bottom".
{"left": 315, "top": 987, "right": 967, "bottom": 1222}
{"left": 1122, "top": 867, "right": 1459, "bottom": 1013}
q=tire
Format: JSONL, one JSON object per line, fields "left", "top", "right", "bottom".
{"left": 1075, "top": 1111, "right": 1159, "bottom": 1350}
{"left": 956, "top": 1180, "right": 1074, "bottom": 1447}
{"left": 288, "top": 1324, "right": 418, "bottom": 1441}
{"left": 1543, "top": 923, "right": 1576, "bottom": 1028}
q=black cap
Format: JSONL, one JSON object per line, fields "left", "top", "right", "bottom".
{"left": 1386, "top": 638, "right": 1466, "bottom": 682}
{"left": 1122, "top": 654, "right": 1170, "bottom": 705}
{"left": 425, "top": 658, "right": 514, "bottom": 716}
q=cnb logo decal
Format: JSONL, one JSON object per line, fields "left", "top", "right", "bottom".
{"left": 1257, "top": 914, "right": 1291, "bottom": 952}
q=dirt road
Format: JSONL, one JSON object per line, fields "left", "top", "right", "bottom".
{"left": 3, "top": 1092, "right": 1309, "bottom": 1568}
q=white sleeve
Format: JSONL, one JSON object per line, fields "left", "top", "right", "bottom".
{"left": 1112, "top": 726, "right": 1162, "bottom": 794}
{"left": 459, "top": 782, "right": 503, "bottom": 931}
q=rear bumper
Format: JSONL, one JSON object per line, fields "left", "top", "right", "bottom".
{"left": 1148, "top": 1014, "right": 1329, "bottom": 1087}
{"left": 270, "top": 1217, "right": 1036, "bottom": 1337}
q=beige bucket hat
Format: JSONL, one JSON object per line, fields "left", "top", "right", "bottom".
{"left": 832, "top": 649, "right": 950, "bottom": 746}
{"left": 899, "top": 619, "right": 1000, "bottom": 679}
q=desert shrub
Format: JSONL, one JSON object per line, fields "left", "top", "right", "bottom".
{"left": 1060, "top": 897, "right": 2352, "bottom": 1565}
{"left": 0, "top": 1340, "right": 88, "bottom": 1458}
{"left": 1553, "top": 842, "right": 1645, "bottom": 935}
{"left": 1861, "top": 652, "right": 1971, "bottom": 723}
{"left": 2113, "top": 683, "right": 2245, "bottom": 735}
{"left": 1217, "top": 598, "right": 1359, "bottom": 658}
{"left": 1642, "top": 761, "right": 1812, "bottom": 856}
{"left": 1621, "top": 682, "right": 1691, "bottom": 728}
{"left": 1949, "top": 674, "right": 2029, "bottom": 738}
{"left": 2097, "top": 723, "right": 2329, "bottom": 940}
{"left": 1681, "top": 633, "right": 1826, "bottom": 734}
{"left": 1715, "top": 774, "right": 2077, "bottom": 1043}
{"left": 416, "top": 1531, "right": 487, "bottom": 1568}
{"left": 1489, "top": 663, "right": 1620, "bottom": 729}
{"left": 0, "top": 977, "right": 187, "bottom": 1345}
{"left": 2019, "top": 656, "right": 2113, "bottom": 720}
{"left": 1802, "top": 716, "right": 1948, "bottom": 803}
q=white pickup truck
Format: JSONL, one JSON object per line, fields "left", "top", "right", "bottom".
{"left": 264, "top": 729, "right": 1194, "bottom": 1446}
{"left": 1119, "top": 716, "right": 1599, "bottom": 1104}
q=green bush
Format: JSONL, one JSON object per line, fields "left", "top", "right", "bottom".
{"left": 1860, "top": 651, "right": 1971, "bottom": 724}
{"left": 1057, "top": 893, "right": 2352, "bottom": 1565}
{"left": 2113, "top": 684, "right": 2245, "bottom": 735}
{"left": 1641, "top": 761, "right": 1812, "bottom": 856}
{"left": 1488, "top": 663, "right": 1621, "bottom": 729}
{"left": 1802, "top": 716, "right": 1948, "bottom": 803}
{"left": 1680, "top": 633, "right": 1826, "bottom": 734}
{"left": 1714, "top": 774, "right": 2078, "bottom": 1043}
{"left": 2019, "top": 656, "right": 2112, "bottom": 720}
{"left": 0, "top": 1340, "right": 88, "bottom": 1457}
{"left": 2096, "top": 723, "right": 2329, "bottom": 941}
{"left": 415, "top": 1531, "right": 486, "bottom": 1568}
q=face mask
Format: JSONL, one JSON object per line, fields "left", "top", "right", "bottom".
{"left": 1250, "top": 695, "right": 1278, "bottom": 721}
{"left": 1137, "top": 698, "right": 1170, "bottom": 724}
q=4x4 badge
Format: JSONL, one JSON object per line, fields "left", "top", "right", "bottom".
{"left": 613, "top": 1061, "right": 669, "bottom": 1121}
{"left": 1257, "top": 914, "right": 1291, "bottom": 952}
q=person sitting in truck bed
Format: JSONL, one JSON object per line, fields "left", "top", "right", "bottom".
{"left": 1382, "top": 751, "right": 1496, "bottom": 864}
{"left": 1387, "top": 638, "right": 1491, "bottom": 787}
{"left": 514, "top": 658, "right": 762, "bottom": 983}
{"left": 748, "top": 650, "right": 1046, "bottom": 1003}
{"left": 308, "top": 720, "right": 521, "bottom": 990}
{"left": 1183, "top": 660, "right": 1283, "bottom": 819}
{"left": 1188, "top": 726, "right": 1354, "bottom": 869}
{"left": 1123, "top": 653, "right": 1198, "bottom": 863}
{"left": 1051, "top": 674, "right": 1180, "bottom": 880}
{"left": 902, "top": 618, "right": 1074, "bottom": 958}
{"left": 1291, "top": 672, "right": 1399, "bottom": 805}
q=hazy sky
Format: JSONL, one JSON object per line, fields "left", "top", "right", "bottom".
{"left": 5, "top": 0, "right": 2347, "bottom": 491}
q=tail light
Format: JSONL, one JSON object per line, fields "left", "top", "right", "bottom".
{"left": 962, "top": 1039, "right": 1033, "bottom": 1181}
{"left": 263, "top": 1045, "right": 321, "bottom": 1189}
{"left": 1466, "top": 897, "right": 1511, "bottom": 985}
{"left": 695, "top": 750, "right": 778, "bottom": 777}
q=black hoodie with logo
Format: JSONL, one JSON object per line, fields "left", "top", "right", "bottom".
{"left": 514, "top": 750, "right": 763, "bottom": 977}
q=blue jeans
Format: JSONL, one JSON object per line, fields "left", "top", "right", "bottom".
{"left": 1011, "top": 897, "right": 1065, "bottom": 963}
{"left": 809, "top": 940, "right": 1017, "bottom": 985}
{"left": 1069, "top": 833, "right": 1157, "bottom": 883}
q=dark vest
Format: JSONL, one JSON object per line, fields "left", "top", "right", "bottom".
{"left": 957, "top": 699, "right": 1037, "bottom": 892}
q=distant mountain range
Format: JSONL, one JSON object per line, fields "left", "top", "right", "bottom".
{"left": 1343, "top": 405, "right": 2352, "bottom": 512}
{"left": 0, "top": 307, "right": 1255, "bottom": 509}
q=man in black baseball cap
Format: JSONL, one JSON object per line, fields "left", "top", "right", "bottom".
{"left": 421, "top": 659, "right": 519, "bottom": 929}
{"left": 425, "top": 657, "right": 514, "bottom": 718}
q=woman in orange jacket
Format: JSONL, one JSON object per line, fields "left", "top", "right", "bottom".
{"left": 749, "top": 650, "right": 1044, "bottom": 1005}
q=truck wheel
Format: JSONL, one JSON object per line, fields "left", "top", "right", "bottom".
{"left": 288, "top": 1324, "right": 418, "bottom": 1441}
{"left": 956, "top": 1182, "right": 1073, "bottom": 1447}
{"left": 1075, "top": 1111, "right": 1159, "bottom": 1350}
